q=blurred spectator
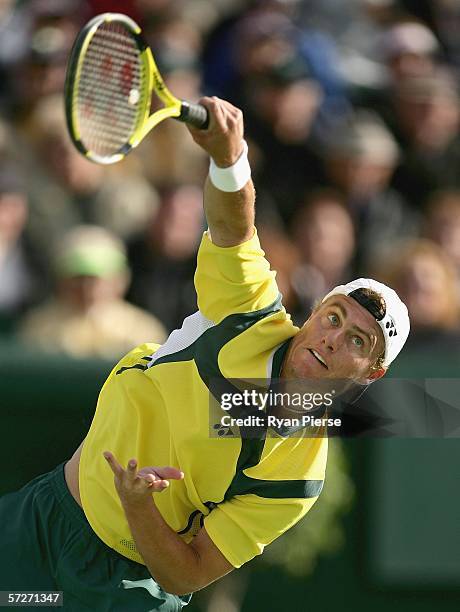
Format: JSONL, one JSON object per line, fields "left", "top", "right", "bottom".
{"left": 88, "top": 0, "right": 143, "bottom": 23}
{"left": 238, "top": 6, "right": 349, "bottom": 118}
{"left": 136, "top": 0, "right": 179, "bottom": 19}
{"left": 134, "top": 15, "right": 208, "bottom": 187}
{"left": 423, "top": 190, "right": 460, "bottom": 291}
{"left": 354, "top": 19, "right": 441, "bottom": 121}
{"left": 400, "top": 0, "right": 460, "bottom": 70}
{"left": 22, "top": 94, "right": 158, "bottom": 262}
{"left": 321, "top": 110, "right": 419, "bottom": 270}
{"left": 203, "top": 4, "right": 350, "bottom": 136}
{"left": 0, "top": 0, "right": 14, "bottom": 19}
{"left": 391, "top": 69, "right": 459, "bottom": 150}
{"left": 128, "top": 184, "right": 205, "bottom": 332}
{"left": 257, "top": 190, "right": 356, "bottom": 327}
{"left": 19, "top": 225, "right": 167, "bottom": 359}
{"left": 0, "top": 0, "right": 457, "bottom": 372}
{"left": 430, "top": 0, "right": 460, "bottom": 71}
{"left": 3, "top": 0, "right": 90, "bottom": 121}
{"left": 243, "top": 52, "right": 323, "bottom": 144}
{"left": 258, "top": 223, "right": 301, "bottom": 315}
{"left": 379, "top": 20, "right": 440, "bottom": 82}
{"left": 398, "top": 0, "right": 436, "bottom": 29}
{"left": 298, "top": 0, "right": 401, "bottom": 93}
{"left": 0, "top": 114, "right": 25, "bottom": 169}
{"left": 390, "top": 69, "right": 460, "bottom": 208}
{"left": 298, "top": 0, "right": 396, "bottom": 42}
{"left": 0, "top": 0, "right": 19, "bottom": 110}
{"left": 374, "top": 238, "right": 460, "bottom": 349}
{"left": 0, "top": 164, "right": 46, "bottom": 334}
{"left": 203, "top": 6, "right": 298, "bottom": 98}
{"left": 134, "top": 119, "right": 208, "bottom": 189}
{"left": 237, "top": 39, "right": 325, "bottom": 223}
{"left": 288, "top": 190, "right": 356, "bottom": 324}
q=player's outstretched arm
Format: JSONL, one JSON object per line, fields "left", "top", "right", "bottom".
{"left": 188, "top": 96, "right": 255, "bottom": 247}
{"left": 104, "top": 452, "right": 234, "bottom": 595}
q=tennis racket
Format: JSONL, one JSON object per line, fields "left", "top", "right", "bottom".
{"left": 64, "top": 12, "right": 209, "bottom": 165}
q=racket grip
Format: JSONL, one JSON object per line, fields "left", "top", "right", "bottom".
{"left": 179, "top": 101, "right": 209, "bottom": 129}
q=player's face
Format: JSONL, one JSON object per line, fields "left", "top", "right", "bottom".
{"left": 282, "top": 295, "right": 386, "bottom": 384}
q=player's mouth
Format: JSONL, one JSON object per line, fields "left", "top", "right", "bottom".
{"left": 308, "top": 349, "right": 328, "bottom": 369}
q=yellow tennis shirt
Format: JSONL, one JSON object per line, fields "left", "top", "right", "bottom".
{"left": 79, "top": 229, "right": 328, "bottom": 568}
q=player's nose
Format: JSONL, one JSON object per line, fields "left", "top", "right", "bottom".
{"left": 322, "top": 328, "right": 344, "bottom": 352}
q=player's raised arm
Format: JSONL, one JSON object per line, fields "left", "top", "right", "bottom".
{"left": 188, "top": 97, "right": 255, "bottom": 247}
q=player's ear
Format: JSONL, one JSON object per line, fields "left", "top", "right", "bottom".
{"left": 366, "top": 367, "right": 386, "bottom": 383}
{"left": 357, "top": 364, "right": 386, "bottom": 386}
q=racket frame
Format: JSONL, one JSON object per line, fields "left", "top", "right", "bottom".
{"left": 65, "top": 13, "right": 183, "bottom": 164}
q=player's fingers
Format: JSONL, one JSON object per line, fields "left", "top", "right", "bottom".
{"left": 103, "top": 451, "right": 124, "bottom": 477}
{"left": 229, "top": 108, "right": 244, "bottom": 133}
{"left": 212, "top": 98, "right": 241, "bottom": 122}
{"left": 150, "top": 479, "right": 170, "bottom": 492}
{"left": 190, "top": 96, "right": 241, "bottom": 139}
{"left": 202, "top": 96, "right": 227, "bottom": 128}
{"left": 137, "top": 473, "right": 167, "bottom": 492}
{"left": 187, "top": 98, "right": 217, "bottom": 141}
{"left": 137, "top": 471, "right": 158, "bottom": 485}
{"left": 219, "top": 100, "right": 242, "bottom": 120}
{"left": 216, "top": 102, "right": 243, "bottom": 138}
{"left": 126, "top": 458, "right": 138, "bottom": 480}
{"left": 218, "top": 97, "right": 241, "bottom": 113}
{"left": 194, "top": 97, "right": 221, "bottom": 129}
{"left": 153, "top": 466, "right": 184, "bottom": 481}
{"left": 137, "top": 467, "right": 157, "bottom": 479}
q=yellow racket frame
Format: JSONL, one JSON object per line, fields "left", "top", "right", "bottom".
{"left": 66, "top": 13, "right": 195, "bottom": 164}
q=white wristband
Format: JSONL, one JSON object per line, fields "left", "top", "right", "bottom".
{"left": 209, "top": 140, "right": 251, "bottom": 192}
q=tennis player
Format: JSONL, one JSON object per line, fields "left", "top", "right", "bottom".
{"left": 0, "top": 97, "right": 410, "bottom": 611}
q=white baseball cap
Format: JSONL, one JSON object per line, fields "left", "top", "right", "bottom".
{"left": 322, "top": 278, "right": 410, "bottom": 368}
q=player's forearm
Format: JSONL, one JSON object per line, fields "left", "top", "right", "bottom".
{"left": 187, "top": 97, "right": 255, "bottom": 246}
{"left": 121, "top": 496, "right": 204, "bottom": 596}
{"left": 203, "top": 175, "right": 255, "bottom": 247}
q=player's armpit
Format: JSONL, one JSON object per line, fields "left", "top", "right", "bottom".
{"left": 187, "top": 525, "right": 235, "bottom": 590}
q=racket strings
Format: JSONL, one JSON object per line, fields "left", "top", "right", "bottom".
{"left": 75, "top": 21, "right": 147, "bottom": 157}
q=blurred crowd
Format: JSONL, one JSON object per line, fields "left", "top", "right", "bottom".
{"left": 0, "top": 0, "right": 459, "bottom": 359}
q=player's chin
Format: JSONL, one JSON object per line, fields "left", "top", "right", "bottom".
{"left": 294, "top": 364, "right": 330, "bottom": 380}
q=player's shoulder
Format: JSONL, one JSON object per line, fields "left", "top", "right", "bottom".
{"left": 111, "top": 342, "right": 162, "bottom": 373}
{"left": 129, "top": 341, "right": 162, "bottom": 359}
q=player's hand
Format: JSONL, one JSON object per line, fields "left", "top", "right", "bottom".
{"left": 187, "top": 96, "right": 244, "bottom": 168}
{"left": 103, "top": 451, "right": 184, "bottom": 506}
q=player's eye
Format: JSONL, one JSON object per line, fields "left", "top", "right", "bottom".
{"left": 352, "top": 336, "right": 364, "bottom": 348}
{"left": 328, "top": 313, "right": 340, "bottom": 326}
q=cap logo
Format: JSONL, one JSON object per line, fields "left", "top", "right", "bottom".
{"left": 385, "top": 318, "right": 398, "bottom": 337}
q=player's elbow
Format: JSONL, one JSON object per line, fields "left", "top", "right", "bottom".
{"left": 163, "top": 582, "right": 197, "bottom": 597}
{"left": 156, "top": 572, "right": 206, "bottom": 596}
{"left": 150, "top": 548, "right": 207, "bottom": 596}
